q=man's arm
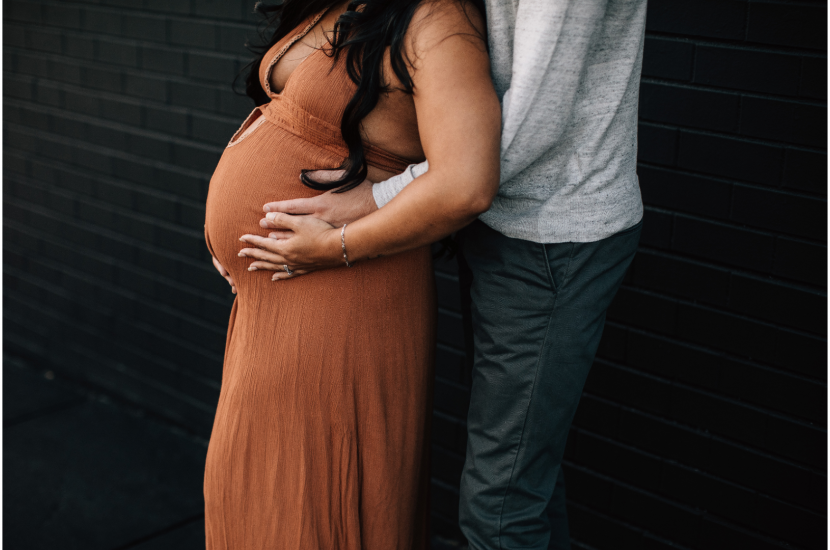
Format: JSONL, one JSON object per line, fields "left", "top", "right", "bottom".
{"left": 259, "top": 151, "right": 429, "bottom": 233}
{"left": 371, "top": 161, "right": 429, "bottom": 208}
{"left": 238, "top": 2, "right": 500, "bottom": 277}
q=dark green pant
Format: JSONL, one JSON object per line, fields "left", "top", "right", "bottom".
{"left": 456, "top": 218, "right": 643, "bottom": 550}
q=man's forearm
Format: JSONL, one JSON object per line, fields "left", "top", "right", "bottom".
{"left": 345, "top": 167, "right": 494, "bottom": 262}
{"left": 372, "top": 161, "right": 429, "bottom": 208}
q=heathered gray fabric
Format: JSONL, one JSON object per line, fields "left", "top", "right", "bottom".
{"left": 372, "top": 0, "right": 646, "bottom": 244}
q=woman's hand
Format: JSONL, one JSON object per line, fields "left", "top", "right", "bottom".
{"left": 238, "top": 213, "right": 343, "bottom": 280}
{"left": 212, "top": 256, "right": 237, "bottom": 294}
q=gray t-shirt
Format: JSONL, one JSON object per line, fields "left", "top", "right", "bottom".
{"left": 373, "top": 0, "right": 646, "bottom": 244}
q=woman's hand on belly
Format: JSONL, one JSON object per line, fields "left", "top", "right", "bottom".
{"left": 238, "top": 214, "right": 343, "bottom": 280}
{"left": 212, "top": 255, "right": 237, "bottom": 294}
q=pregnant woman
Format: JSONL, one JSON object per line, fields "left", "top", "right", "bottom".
{"left": 203, "top": 0, "right": 500, "bottom": 548}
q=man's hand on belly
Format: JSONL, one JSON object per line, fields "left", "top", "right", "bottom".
{"left": 259, "top": 171, "right": 377, "bottom": 233}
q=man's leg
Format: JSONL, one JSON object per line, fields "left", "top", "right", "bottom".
{"left": 456, "top": 218, "right": 642, "bottom": 550}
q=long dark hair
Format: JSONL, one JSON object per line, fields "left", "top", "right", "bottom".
{"left": 237, "top": 0, "right": 485, "bottom": 194}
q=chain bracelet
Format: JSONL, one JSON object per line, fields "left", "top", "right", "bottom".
{"left": 341, "top": 223, "right": 353, "bottom": 267}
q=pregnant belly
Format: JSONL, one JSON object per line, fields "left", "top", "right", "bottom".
{"left": 204, "top": 117, "right": 342, "bottom": 282}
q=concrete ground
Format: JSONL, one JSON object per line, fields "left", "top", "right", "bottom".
{"left": 4, "top": 355, "right": 207, "bottom": 550}
{"left": 3, "top": 355, "right": 463, "bottom": 550}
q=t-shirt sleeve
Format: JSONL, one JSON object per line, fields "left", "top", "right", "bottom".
{"left": 371, "top": 160, "right": 430, "bottom": 208}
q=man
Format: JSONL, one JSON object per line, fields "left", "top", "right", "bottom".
{"left": 230, "top": 1, "right": 647, "bottom": 547}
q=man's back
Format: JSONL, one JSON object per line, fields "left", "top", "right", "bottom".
{"left": 481, "top": 0, "right": 646, "bottom": 243}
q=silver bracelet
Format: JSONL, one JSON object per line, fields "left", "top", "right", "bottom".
{"left": 341, "top": 223, "right": 353, "bottom": 267}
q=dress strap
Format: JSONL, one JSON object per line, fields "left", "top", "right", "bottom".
{"left": 262, "top": 9, "right": 330, "bottom": 98}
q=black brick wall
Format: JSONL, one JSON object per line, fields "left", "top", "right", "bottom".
{"left": 4, "top": 1, "right": 826, "bottom": 549}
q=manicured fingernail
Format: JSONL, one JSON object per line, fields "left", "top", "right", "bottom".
{"left": 248, "top": 266, "right": 257, "bottom": 271}
{"left": 266, "top": 212, "right": 276, "bottom": 221}
{"left": 272, "top": 275, "right": 279, "bottom": 281}
{"left": 269, "top": 233, "right": 278, "bottom": 239}
{"left": 238, "top": 252, "right": 245, "bottom": 257}
{"left": 263, "top": 205, "right": 270, "bottom": 212}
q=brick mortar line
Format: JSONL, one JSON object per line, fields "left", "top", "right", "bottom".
{"left": 3, "top": 214, "right": 222, "bottom": 304}
{"left": 42, "top": 338, "right": 219, "bottom": 430}
{"left": 4, "top": 326, "right": 221, "bottom": 416}
{"left": 4, "top": 124, "right": 215, "bottom": 182}
{"left": 3, "top": 250, "right": 230, "bottom": 342}
{"left": 566, "top": 500, "right": 698, "bottom": 550}
{"left": 635, "top": 241, "right": 825, "bottom": 294}
{"left": 635, "top": 120, "right": 828, "bottom": 154}
{"left": 633, "top": 246, "right": 827, "bottom": 297}
{"left": 569, "top": 426, "right": 826, "bottom": 515}
{"left": 4, "top": 72, "right": 247, "bottom": 128}
{"left": 644, "top": 204, "right": 827, "bottom": 246}
{"left": 4, "top": 148, "right": 209, "bottom": 211}
{"left": 644, "top": 31, "right": 828, "bottom": 58}
{"left": 5, "top": 171, "right": 206, "bottom": 240}
{"left": 432, "top": 409, "right": 466, "bottom": 426}
{"left": 605, "top": 319, "right": 827, "bottom": 387}
{"left": 5, "top": 45, "right": 247, "bottom": 94}
{"left": 5, "top": 98, "right": 228, "bottom": 155}
{"left": 640, "top": 76, "right": 828, "bottom": 107}
{"left": 579, "top": 392, "right": 827, "bottom": 474}
{"left": 563, "top": 461, "right": 814, "bottom": 550}
{"left": 9, "top": 0, "right": 259, "bottom": 32}
{"left": 636, "top": 158, "right": 828, "bottom": 202}
{"left": 4, "top": 292, "right": 226, "bottom": 391}
{"left": 643, "top": 28, "right": 827, "bottom": 57}
{"left": 4, "top": 20, "right": 254, "bottom": 62}
{"left": 436, "top": 342, "right": 464, "bottom": 357}
{"left": 438, "top": 307, "right": 462, "bottom": 320}
{"left": 434, "top": 270, "right": 459, "bottom": 283}
{"left": 6, "top": 220, "right": 228, "bottom": 332}
{"left": 432, "top": 374, "right": 471, "bottom": 394}
{"left": 4, "top": 345, "right": 217, "bottom": 451}
{"left": 566, "top": 498, "right": 781, "bottom": 550}
{"left": 4, "top": 266, "right": 228, "bottom": 367}
{"left": 593, "top": 356, "right": 826, "bottom": 434}
{"left": 612, "top": 281, "right": 826, "bottom": 343}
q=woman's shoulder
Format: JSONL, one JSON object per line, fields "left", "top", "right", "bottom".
{"left": 406, "top": 0, "right": 487, "bottom": 59}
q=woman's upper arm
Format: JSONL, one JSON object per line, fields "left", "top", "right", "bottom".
{"left": 406, "top": 1, "right": 501, "bottom": 203}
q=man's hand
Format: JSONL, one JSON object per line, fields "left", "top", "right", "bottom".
{"left": 260, "top": 170, "right": 377, "bottom": 235}
{"left": 212, "top": 255, "right": 237, "bottom": 294}
{"left": 239, "top": 213, "right": 343, "bottom": 281}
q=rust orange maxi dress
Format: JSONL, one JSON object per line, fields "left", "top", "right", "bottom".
{"left": 202, "top": 12, "right": 436, "bottom": 550}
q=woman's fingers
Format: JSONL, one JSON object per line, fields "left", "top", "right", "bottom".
{"left": 212, "top": 255, "right": 229, "bottom": 276}
{"left": 302, "top": 169, "right": 347, "bottom": 183}
{"left": 246, "top": 261, "right": 308, "bottom": 280}
{"left": 212, "top": 255, "right": 236, "bottom": 293}
{"left": 258, "top": 215, "right": 294, "bottom": 234}
{"left": 271, "top": 269, "right": 306, "bottom": 281}
{"left": 238, "top": 247, "right": 285, "bottom": 265}
{"left": 246, "top": 261, "right": 284, "bottom": 272}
